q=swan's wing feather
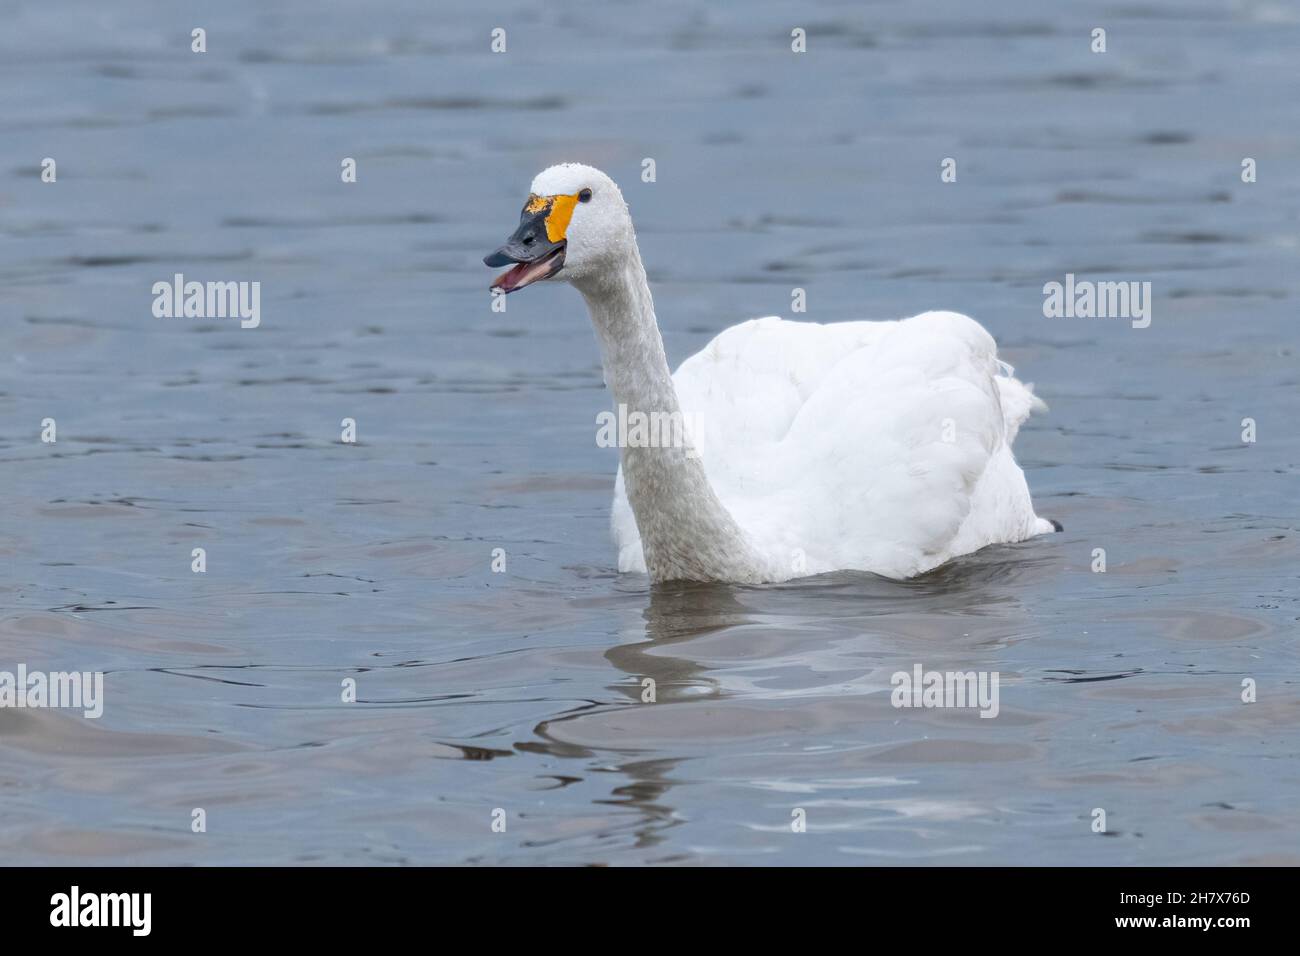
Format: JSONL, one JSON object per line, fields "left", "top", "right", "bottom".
{"left": 614, "top": 315, "right": 881, "bottom": 571}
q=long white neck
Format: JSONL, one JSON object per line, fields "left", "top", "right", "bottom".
{"left": 572, "top": 247, "right": 772, "bottom": 583}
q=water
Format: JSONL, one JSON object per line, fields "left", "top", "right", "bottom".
{"left": 2, "top": 0, "right": 1298, "bottom": 864}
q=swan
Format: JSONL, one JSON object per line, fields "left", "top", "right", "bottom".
{"left": 485, "top": 163, "right": 1058, "bottom": 585}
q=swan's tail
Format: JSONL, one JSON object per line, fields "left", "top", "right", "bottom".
{"left": 994, "top": 365, "right": 1046, "bottom": 444}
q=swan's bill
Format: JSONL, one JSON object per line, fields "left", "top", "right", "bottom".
{"left": 485, "top": 192, "right": 578, "bottom": 293}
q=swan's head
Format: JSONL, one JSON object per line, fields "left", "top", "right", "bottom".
{"left": 484, "top": 164, "right": 630, "bottom": 293}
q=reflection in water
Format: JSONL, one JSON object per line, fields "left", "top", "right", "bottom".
{"left": 595, "top": 585, "right": 756, "bottom": 851}
{"left": 606, "top": 582, "right": 755, "bottom": 700}
{"left": 537, "top": 556, "right": 1054, "bottom": 858}
{"left": 592, "top": 758, "right": 684, "bottom": 852}
{"left": 526, "top": 585, "right": 755, "bottom": 849}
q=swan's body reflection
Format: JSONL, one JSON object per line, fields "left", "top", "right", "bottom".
{"left": 527, "top": 552, "right": 1052, "bottom": 857}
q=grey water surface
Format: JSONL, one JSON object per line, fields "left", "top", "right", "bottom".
{"left": 1, "top": 0, "right": 1298, "bottom": 865}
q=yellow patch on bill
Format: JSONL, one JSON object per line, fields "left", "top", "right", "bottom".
{"left": 544, "top": 194, "right": 578, "bottom": 243}
{"left": 523, "top": 193, "right": 580, "bottom": 243}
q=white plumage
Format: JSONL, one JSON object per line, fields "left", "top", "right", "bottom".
{"left": 612, "top": 312, "right": 1052, "bottom": 580}
{"left": 488, "top": 164, "right": 1055, "bottom": 584}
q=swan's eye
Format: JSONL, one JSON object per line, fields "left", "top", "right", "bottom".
{"left": 578, "top": 188, "right": 592, "bottom": 203}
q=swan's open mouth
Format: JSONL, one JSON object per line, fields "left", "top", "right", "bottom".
{"left": 485, "top": 193, "right": 572, "bottom": 294}
{"left": 488, "top": 243, "right": 565, "bottom": 294}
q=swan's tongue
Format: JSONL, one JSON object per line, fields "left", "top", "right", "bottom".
{"left": 491, "top": 246, "right": 565, "bottom": 294}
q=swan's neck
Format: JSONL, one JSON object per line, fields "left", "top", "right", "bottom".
{"left": 574, "top": 249, "right": 771, "bottom": 583}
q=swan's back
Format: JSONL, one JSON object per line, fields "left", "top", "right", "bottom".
{"left": 612, "top": 311, "right": 1049, "bottom": 579}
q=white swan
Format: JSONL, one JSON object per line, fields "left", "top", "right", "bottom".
{"left": 485, "top": 163, "right": 1057, "bottom": 584}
